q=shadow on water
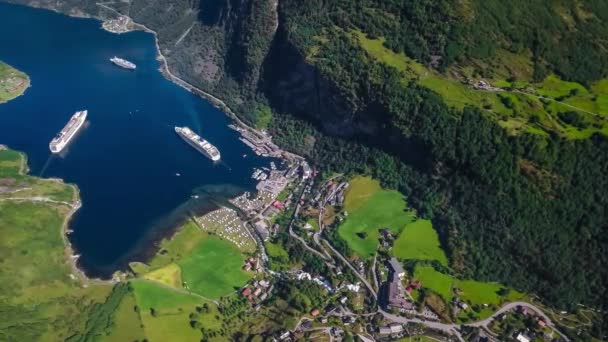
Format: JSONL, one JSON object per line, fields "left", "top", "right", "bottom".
{"left": 82, "top": 183, "right": 249, "bottom": 275}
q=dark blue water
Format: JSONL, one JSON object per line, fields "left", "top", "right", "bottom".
{"left": 0, "top": 3, "right": 268, "bottom": 277}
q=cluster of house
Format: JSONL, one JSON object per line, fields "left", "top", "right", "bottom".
{"left": 312, "top": 180, "right": 349, "bottom": 207}
{"left": 256, "top": 170, "right": 291, "bottom": 197}
{"left": 385, "top": 258, "right": 439, "bottom": 320}
{"left": 378, "top": 323, "right": 405, "bottom": 337}
{"left": 277, "top": 325, "right": 344, "bottom": 342}
{"left": 294, "top": 270, "right": 335, "bottom": 293}
{"left": 511, "top": 306, "right": 550, "bottom": 342}
{"left": 242, "top": 257, "right": 263, "bottom": 272}
{"left": 101, "top": 15, "right": 131, "bottom": 33}
{"left": 471, "top": 79, "right": 502, "bottom": 92}
{"left": 240, "top": 279, "right": 273, "bottom": 308}
{"left": 452, "top": 297, "right": 469, "bottom": 315}
{"left": 238, "top": 159, "right": 314, "bottom": 244}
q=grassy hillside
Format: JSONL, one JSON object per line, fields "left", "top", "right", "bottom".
{"left": 355, "top": 31, "right": 608, "bottom": 139}
{"left": 0, "top": 148, "right": 119, "bottom": 341}
{"left": 392, "top": 219, "right": 447, "bottom": 266}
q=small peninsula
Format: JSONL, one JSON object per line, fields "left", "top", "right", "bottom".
{"left": 0, "top": 61, "right": 29, "bottom": 103}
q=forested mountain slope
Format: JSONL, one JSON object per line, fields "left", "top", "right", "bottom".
{"left": 5, "top": 0, "right": 607, "bottom": 337}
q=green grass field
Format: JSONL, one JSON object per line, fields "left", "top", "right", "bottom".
{"left": 343, "top": 174, "right": 383, "bottom": 211}
{"left": 0, "top": 148, "right": 24, "bottom": 176}
{"left": 0, "top": 149, "right": 76, "bottom": 203}
{"left": 392, "top": 219, "right": 448, "bottom": 266}
{"left": 137, "top": 221, "right": 207, "bottom": 272}
{"left": 143, "top": 263, "right": 183, "bottom": 288}
{"left": 178, "top": 234, "right": 251, "bottom": 299}
{"left": 102, "top": 291, "right": 146, "bottom": 342}
{"left": 131, "top": 280, "right": 210, "bottom": 342}
{"left": 455, "top": 279, "right": 524, "bottom": 305}
{"left": 266, "top": 240, "right": 292, "bottom": 271}
{"left": 414, "top": 265, "right": 525, "bottom": 308}
{"left": 134, "top": 218, "right": 251, "bottom": 299}
{"left": 338, "top": 176, "right": 415, "bottom": 258}
{"left": 414, "top": 266, "right": 454, "bottom": 301}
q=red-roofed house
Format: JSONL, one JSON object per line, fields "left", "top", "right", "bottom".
{"left": 410, "top": 280, "right": 422, "bottom": 289}
{"left": 272, "top": 201, "right": 286, "bottom": 210}
{"left": 241, "top": 288, "right": 251, "bottom": 297}
{"left": 537, "top": 320, "right": 546, "bottom": 328}
{"left": 311, "top": 309, "right": 320, "bottom": 317}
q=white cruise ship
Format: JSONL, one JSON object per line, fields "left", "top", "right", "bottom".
{"left": 49, "top": 110, "right": 87, "bottom": 153}
{"left": 175, "top": 126, "right": 221, "bottom": 161}
{"left": 110, "top": 56, "right": 136, "bottom": 70}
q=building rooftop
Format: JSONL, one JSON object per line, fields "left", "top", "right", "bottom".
{"left": 389, "top": 258, "right": 405, "bottom": 276}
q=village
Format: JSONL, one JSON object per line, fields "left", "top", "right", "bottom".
{"left": 179, "top": 143, "right": 571, "bottom": 342}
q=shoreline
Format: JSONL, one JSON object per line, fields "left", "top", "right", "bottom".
{"left": 3, "top": 5, "right": 305, "bottom": 282}
{"left": 96, "top": 7, "right": 303, "bottom": 163}
{"left": 61, "top": 184, "right": 117, "bottom": 285}
{"left": 0, "top": 69, "right": 31, "bottom": 105}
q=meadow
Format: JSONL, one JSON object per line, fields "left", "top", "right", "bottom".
{"left": 178, "top": 234, "right": 251, "bottom": 299}
{"left": 413, "top": 265, "right": 524, "bottom": 317}
{"left": 414, "top": 266, "right": 455, "bottom": 302}
{"left": 102, "top": 290, "right": 146, "bottom": 342}
{"left": 132, "top": 218, "right": 251, "bottom": 299}
{"left": 338, "top": 176, "right": 416, "bottom": 258}
{"left": 392, "top": 219, "right": 448, "bottom": 266}
{"left": 131, "top": 280, "right": 219, "bottom": 342}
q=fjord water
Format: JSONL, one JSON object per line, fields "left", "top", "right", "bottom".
{"left": 0, "top": 3, "right": 268, "bottom": 277}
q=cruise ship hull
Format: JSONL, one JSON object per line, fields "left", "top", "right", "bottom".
{"left": 49, "top": 110, "right": 87, "bottom": 153}
{"left": 175, "top": 127, "right": 221, "bottom": 161}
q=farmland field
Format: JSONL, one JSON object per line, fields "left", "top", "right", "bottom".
{"left": 455, "top": 279, "right": 524, "bottom": 305}
{"left": 338, "top": 176, "right": 415, "bottom": 258}
{"left": 143, "top": 263, "right": 183, "bottom": 288}
{"left": 131, "top": 280, "right": 209, "bottom": 342}
{"left": 392, "top": 219, "right": 448, "bottom": 266}
{"left": 178, "top": 233, "right": 251, "bottom": 299}
{"left": 414, "top": 265, "right": 525, "bottom": 308}
{"left": 102, "top": 290, "right": 146, "bottom": 342}
{"left": 414, "top": 266, "right": 454, "bottom": 301}
{"left": 136, "top": 218, "right": 252, "bottom": 299}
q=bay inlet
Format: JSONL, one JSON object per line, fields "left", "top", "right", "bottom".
{"left": 0, "top": 2, "right": 270, "bottom": 278}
